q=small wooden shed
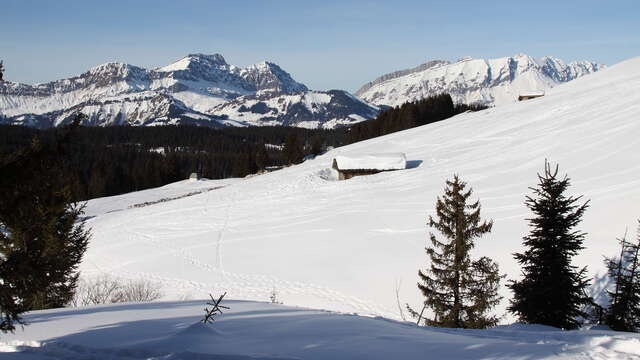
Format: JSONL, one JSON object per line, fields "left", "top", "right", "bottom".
{"left": 518, "top": 90, "right": 545, "bottom": 101}
{"left": 332, "top": 153, "right": 407, "bottom": 180}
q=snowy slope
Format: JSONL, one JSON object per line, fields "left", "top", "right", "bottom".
{"left": 356, "top": 54, "right": 604, "bottom": 107}
{"left": 2, "top": 301, "right": 639, "bottom": 360}
{"left": 74, "top": 57, "right": 640, "bottom": 323}
{"left": 0, "top": 54, "right": 377, "bottom": 129}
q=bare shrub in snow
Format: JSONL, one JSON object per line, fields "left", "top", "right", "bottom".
{"left": 70, "top": 276, "right": 162, "bottom": 306}
{"left": 112, "top": 279, "right": 163, "bottom": 303}
{"left": 70, "top": 276, "right": 121, "bottom": 307}
{"left": 270, "top": 287, "right": 282, "bottom": 304}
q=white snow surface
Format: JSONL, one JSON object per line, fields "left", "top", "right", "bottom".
{"left": 333, "top": 153, "right": 407, "bottom": 170}
{"left": 68, "top": 56, "right": 640, "bottom": 324}
{"left": 2, "top": 301, "right": 640, "bottom": 360}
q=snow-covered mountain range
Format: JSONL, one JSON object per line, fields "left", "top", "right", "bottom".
{"left": 355, "top": 53, "right": 605, "bottom": 107}
{"left": 0, "top": 53, "right": 606, "bottom": 128}
{"left": 0, "top": 54, "right": 378, "bottom": 129}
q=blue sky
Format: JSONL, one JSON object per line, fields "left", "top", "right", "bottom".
{"left": 2, "top": 0, "right": 639, "bottom": 92}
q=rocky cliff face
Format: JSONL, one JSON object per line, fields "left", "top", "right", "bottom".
{"left": 355, "top": 54, "right": 604, "bottom": 107}
{"left": 0, "top": 54, "right": 377, "bottom": 129}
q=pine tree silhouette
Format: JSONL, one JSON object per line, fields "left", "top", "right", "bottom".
{"left": 508, "top": 160, "right": 592, "bottom": 329}
{"left": 0, "top": 115, "right": 90, "bottom": 332}
{"left": 409, "top": 175, "right": 502, "bottom": 328}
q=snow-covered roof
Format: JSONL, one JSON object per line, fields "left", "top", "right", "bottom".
{"left": 519, "top": 90, "right": 545, "bottom": 97}
{"left": 333, "top": 153, "right": 407, "bottom": 171}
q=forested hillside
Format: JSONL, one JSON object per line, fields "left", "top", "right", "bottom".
{"left": 0, "top": 94, "right": 479, "bottom": 200}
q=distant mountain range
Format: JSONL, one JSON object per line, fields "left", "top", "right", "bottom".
{"left": 0, "top": 53, "right": 604, "bottom": 129}
{"left": 355, "top": 53, "right": 604, "bottom": 107}
{"left": 0, "top": 54, "right": 378, "bottom": 129}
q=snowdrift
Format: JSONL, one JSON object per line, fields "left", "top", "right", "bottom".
{"left": 2, "top": 301, "right": 639, "bottom": 359}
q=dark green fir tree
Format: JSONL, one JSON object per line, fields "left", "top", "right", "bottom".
{"left": 409, "top": 175, "right": 502, "bottom": 329}
{"left": 0, "top": 117, "right": 90, "bottom": 333}
{"left": 508, "top": 161, "right": 592, "bottom": 329}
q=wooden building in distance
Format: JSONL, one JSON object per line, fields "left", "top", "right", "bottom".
{"left": 332, "top": 153, "right": 407, "bottom": 180}
{"left": 518, "top": 90, "right": 545, "bottom": 101}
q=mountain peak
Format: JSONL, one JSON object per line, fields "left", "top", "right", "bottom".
{"left": 241, "top": 61, "right": 308, "bottom": 93}
{"left": 88, "top": 62, "right": 134, "bottom": 73}
{"left": 186, "top": 53, "right": 228, "bottom": 65}
{"left": 158, "top": 53, "right": 228, "bottom": 72}
{"left": 84, "top": 62, "right": 147, "bottom": 82}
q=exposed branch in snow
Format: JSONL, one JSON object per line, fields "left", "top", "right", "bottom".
{"left": 202, "top": 292, "right": 230, "bottom": 324}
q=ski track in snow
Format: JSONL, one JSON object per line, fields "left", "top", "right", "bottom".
{"left": 83, "top": 192, "right": 395, "bottom": 316}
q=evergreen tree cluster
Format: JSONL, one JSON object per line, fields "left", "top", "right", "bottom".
{"left": 0, "top": 125, "right": 346, "bottom": 201}
{"left": 0, "top": 121, "right": 90, "bottom": 332}
{"left": 413, "top": 161, "right": 640, "bottom": 331}
{"left": 604, "top": 223, "right": 640, "bottom": 332}
{"left": 347, "top": 94, "right": 486, "bottom": 143}
{"left": 0, "top": 94, "right": 486, "bottom": 202}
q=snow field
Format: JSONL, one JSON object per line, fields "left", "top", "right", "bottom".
{"left": 74, "top": 57, "right": 640, "bottom": 322}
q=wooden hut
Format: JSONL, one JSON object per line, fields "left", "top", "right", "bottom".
{"left": 518, "top": 90, "right": 545, "bottom": 101}
{"left": 332, "top": 153, "right": 407, "bottom": 180}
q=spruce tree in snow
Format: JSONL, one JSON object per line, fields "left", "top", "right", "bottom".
{"left": 605, "top": 222, "right": 640, "bottom": 332}
{"left": 0, "top": 60, "right": 4, "bottom": 81}
{"left": 409, "top": 175, "right": 502, "bottom": 329}
{"left": 508, "top": 161, "right": 592, "bottom": 329}
{"left": 0, "top": 117, "right": 90, "bottom": 332}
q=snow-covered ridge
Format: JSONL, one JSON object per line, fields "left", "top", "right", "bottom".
{"left": 0, "top": 53, "right": 374, "bottom": 129}
{"left": 355, "top": 53, "right": 605, "bottom": 107}
{"left": 3, "top": 300, "right": 639, "bottom": 360}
